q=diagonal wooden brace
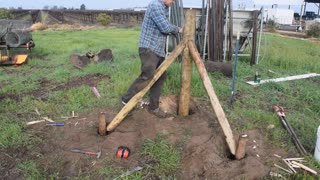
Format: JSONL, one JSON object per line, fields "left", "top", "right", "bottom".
{"left": 188, "top": 40, "right": 236, "bottom": 155}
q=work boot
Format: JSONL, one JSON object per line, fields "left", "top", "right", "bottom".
{"left": 148, "top": 107, "right": 169, "bottom": 118}
{"left": 120, "top": 97, "right": 127, "bottom": 108}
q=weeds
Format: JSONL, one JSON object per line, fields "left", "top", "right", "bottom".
{"left": 306, "top": 23, "right": 320, "bottom": 38}
{"left": 0, "top": 116, "right": 25, "bottom": 148}
{"left": 18, "top": 161, "right": 45, "bottom": 180}
{"left": 142, "top": 134, "right": 181, "bottom": 176}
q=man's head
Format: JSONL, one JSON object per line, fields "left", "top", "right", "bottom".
{"left": 162, "top": 0, "right": 175, "bottom": 7}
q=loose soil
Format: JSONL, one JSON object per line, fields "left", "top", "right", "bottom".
{"left": 0, "top": 73, "right": 110, "bottom": 102}
{"left": 1, "top": 95, "right": 288, "bottom": 179}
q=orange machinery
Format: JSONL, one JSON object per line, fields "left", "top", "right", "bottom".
{"left": 0, "top": 40, "right": 35, "bottom": 65}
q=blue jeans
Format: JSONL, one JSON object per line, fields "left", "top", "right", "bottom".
{"left": 121, "top": 48, "right": 166, "bottom": 110}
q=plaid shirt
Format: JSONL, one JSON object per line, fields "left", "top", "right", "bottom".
{"left": 139, "top": 0, "right": 179, "bottom": 57}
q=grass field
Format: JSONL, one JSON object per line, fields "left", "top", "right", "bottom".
{"left": 0, "top": 27, "right": 319, "bottom": 178}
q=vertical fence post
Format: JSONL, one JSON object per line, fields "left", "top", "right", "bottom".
{"left": 179, "top": 9, "right": 196, "bottom": 116}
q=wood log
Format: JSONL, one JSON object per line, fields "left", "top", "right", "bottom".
{"left": 107, "top": 42, "right": 186, "bottom": 132}
{"left": 98, "top": 112, "right": 107, "bottom": 136}
{"left": 188, "top": 40, "right": 236, "bottom": 155}
{"left": 179, "top": 9, "right": 196, "bottom": 117}
{"left": 235, "top": 134, "right": 248, "bottom": 160}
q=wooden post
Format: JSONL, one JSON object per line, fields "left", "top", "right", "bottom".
{"left": 179, "top": 9, "right": 196, "bottom": 117}
{"left": 227, "top": 0, "right": 234, "bottom": 62}
{"left": 188, "top": 41, "right": 236, "bottom": 155}
{"left": 98, "top": 112, "right": 107, "bottom": 136}
{"left": 107, "top": 42, "right": 186, "bottom": 132}
{"left": 235, "top": 134, "right": 248, "bottom": 160}
{"left": 250, "top": 10, "right": 258, "bottom": 66}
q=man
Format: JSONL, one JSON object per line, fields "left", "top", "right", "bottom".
{"left": 121, "top": 0, "right": 183, "bottom": 118}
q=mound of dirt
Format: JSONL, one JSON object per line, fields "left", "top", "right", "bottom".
{"left": 12, "top": 95, "right": 286, "bottom": 179}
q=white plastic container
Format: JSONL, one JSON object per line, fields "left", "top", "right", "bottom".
{"left": 315, "top": 126, "right": 320, "bottom": 161}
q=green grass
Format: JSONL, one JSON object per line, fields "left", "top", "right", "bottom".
{"left": 0, "top": 27, "right": 319, "bottom": 178}
{"left": 142, "top": 134, "right": 181, "bottom": 177}
{"left": 223, "top": 32, "right": 320, "bottom": 153}
{"left": 0, "top": 115, "right": 25, "bottom": 148}
{"left": 18, "top": 161, "right": 45, "bottom": 180}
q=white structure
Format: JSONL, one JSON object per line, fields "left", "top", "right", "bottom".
{"left": 253, "top": 0, "right": 304, "bottom": 5}
{"left": 315, "top": 126, "right": 320, "bottom": 161}
{"left": 264, "top": 8, "right": 295, "bottom": 25}
{"left": 133, "top": 7, "right": 146, "bottom": 11}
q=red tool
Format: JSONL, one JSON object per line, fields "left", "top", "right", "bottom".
{"left": 116, "top": 146, "right": 130, "bottom": 159}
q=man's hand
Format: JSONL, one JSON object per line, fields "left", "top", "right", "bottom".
{"left": 179, "top": 26, "right": 184, "bottom": 34}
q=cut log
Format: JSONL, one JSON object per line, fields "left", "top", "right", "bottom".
{"left": 98, "top": 112, "right": 107, "bottom": 136}
{"left": 235, "top": 134, "right": 248, "bottom": 160}
{"left": 107, "top": 42, "right": 186, "bottom": 132}
{"left": 188, "top": 40, "right": 236, "bottom": 155}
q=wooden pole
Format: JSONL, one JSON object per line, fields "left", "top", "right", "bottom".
{"left": 107, "top": 42, "right": 186, "bottom": 132}
{"left": 250, "top": 10, "right": 258, "bottom": 66}
{"left": 227, "top": 0, "right": 234, "bottom": 62}
{"left": 98, "top": 112, "right": 107, "bottom": 136}
{"left": 235, "top": 134, "right": 248, "bottom": 160}
{"left": 188, "top": 40, "right": 236, "bottom": 155}
{"left": 179, "top": 9, "right": 196, "bottom": 116}
{"left": 291, "top": 161, "right": 318, "bottom": 175}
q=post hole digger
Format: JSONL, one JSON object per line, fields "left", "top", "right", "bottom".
{"left": 273, "top": 105, "right": 308, "bottom": 155}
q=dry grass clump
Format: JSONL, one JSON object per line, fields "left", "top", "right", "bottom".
{"left": 306, "top": 23, "right": 320, "bottom": 38}
{"left": 30, "top": 22, "right": 98, "bottom": 31}
{"left": 47, "top": 23, "right": 98, "bottom": 31}
{"left": 30, "top": 22, "right": 48, "bottom": 31}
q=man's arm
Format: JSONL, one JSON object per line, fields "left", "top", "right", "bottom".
{"left": 150, "top": 4, "right": 179, "bottom": 35}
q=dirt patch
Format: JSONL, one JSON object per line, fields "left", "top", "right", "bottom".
{"left": 1, "top": 95, "right": 287, "bottom": 179}
{"left": 0, "top": 147, "right": 29, "bottom": 180}
{"left": 273, "top": 30, "right": 320, "bottom": 42}
{"left": 0, "top": 74, "right": 110, "bottom": 102}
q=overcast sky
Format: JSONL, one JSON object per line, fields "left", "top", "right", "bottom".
{"left": 0, "top": 0, "right": 318, "bottom": 13}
